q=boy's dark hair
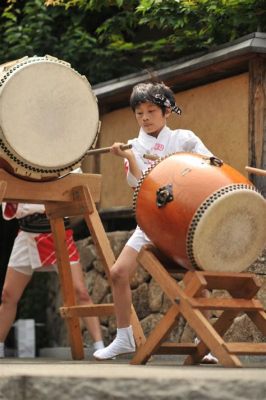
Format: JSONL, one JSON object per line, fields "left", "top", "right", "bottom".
{"left": 130, "top": 82, "right": 181, "bottom": 115}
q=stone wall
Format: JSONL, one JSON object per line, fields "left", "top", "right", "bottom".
{"left": 45, "top": 231, "right": 266, "bottom": 348}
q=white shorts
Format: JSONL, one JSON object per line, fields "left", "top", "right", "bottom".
{"left": 126, "top": 226, "right": 151, "bottom": 252}
{"left": 8, "top": 230, "right": 79, "bottom": 276}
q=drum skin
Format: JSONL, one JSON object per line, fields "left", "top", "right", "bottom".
{"left": 0, "top": 55, "right": 99, "bottom": 181}
{"left": 134, "top": 152, "right": 266, "bottom": 272}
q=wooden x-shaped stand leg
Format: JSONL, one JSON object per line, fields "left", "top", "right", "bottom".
{"left": 131, "top": 245, "right": 266, "bottom": 367}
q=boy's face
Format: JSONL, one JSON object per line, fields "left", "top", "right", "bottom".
{"left": 134, "top": 101, "right": 171, "bottom": 137}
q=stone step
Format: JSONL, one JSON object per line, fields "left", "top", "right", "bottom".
{"left": 0, "top": 357, "right": 265, "bottom": 400}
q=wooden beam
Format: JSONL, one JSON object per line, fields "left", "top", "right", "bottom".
{"left": 131, "top": 305, "right": 181, "bottom": 365}
{"left": 225, "top": 342, "right": 266, "bottom": 355}
{"left": 0, "top": 169, "right": 102, "bottom": 203}
{"left": 49, "top": 216, "right": 84, "bottom": 360}
{"left": 60, "top": 304, "right": 115, "bottom": 318}
{"left": 156, "top": 342, "right": 197, "bottom": 355}
{"left": 180, "top": 300, "right": 242, "bottom": 367}
{"left": 0, "top": 180, "right": 7, "bottom": 202}
{"left": 247, "top": 310, "right": 266, "bottom": 336}
{"left": 189, "top": 298, "right": 263, "bottom": 311}
{"left": 248, "top": 56, "right": 266, "bottom": 196}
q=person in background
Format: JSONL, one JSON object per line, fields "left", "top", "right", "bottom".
{"left": 0, "top": 201, "right": 104, "bottom": 358}
{"left": 0, "top": 208, "right": 18, "bottom": 299}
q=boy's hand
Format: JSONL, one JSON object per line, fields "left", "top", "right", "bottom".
{"left": 110, "top": 142, "right": 133, "bottom": 159}
{"left": 110, "top": 142, "right": 142, "bottom": 180}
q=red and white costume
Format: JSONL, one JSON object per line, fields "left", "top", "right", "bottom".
{"left": 2, "top": 202, "right": 79, "bottom": 275}
{"left": 125, "top": 126, "right": 213, "bottom": 251}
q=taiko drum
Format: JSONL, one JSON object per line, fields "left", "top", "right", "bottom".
{"left": 0, "top": 55, "right": 99, "bottom": 181}
{"left": 133, "top": 153, "right": 266, "bottom": 272}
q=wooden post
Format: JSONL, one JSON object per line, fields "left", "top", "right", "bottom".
{"left": 248, "top": 56, "right": 266, "bottom": 196}
{"left": 49, "top": 216, "right": 84, "bottom": 360}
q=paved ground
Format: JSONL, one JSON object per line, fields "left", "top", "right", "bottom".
{"left": 0, "top": 355, "right": 265, "bottom": 400}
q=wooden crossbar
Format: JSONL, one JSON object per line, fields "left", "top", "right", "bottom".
{"left": 225, "top": 343, "right": 266, "bottom": 355}
{"left": 60, "top": 304, "right": 115, "bottom": 318}
{"left": 156, "top": 343, "right": 197, "bottom": 355}
{"left": 189, "top": 298, "right": 264, "bottom": 311}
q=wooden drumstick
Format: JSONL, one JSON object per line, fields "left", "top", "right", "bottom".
{"left": 86, "top": 143, "right": 132, "bottom": 155}
{"left": 245, "top": 166, "right": 266, "bottom": 176}
{"left": 143, "top": 153, "right": 159, "bottom": 161}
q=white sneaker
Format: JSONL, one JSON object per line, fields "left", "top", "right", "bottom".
{"left": 194, "top": 338, "right": 218, "bottom": 364}
{"left": 93, "top": 334, "right": 135, "bottom": 360}
{"left": 201, "top": 352, "right": 218, "bottom": 364}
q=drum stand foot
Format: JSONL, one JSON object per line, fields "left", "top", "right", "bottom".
{"left": 131, "top": 244, "right": 266, "bottom": 368}
{"left": 0, "top": 169, "right": 145, "bottom": 360}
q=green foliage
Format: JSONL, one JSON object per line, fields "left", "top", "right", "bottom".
{"left": 136, "top": 0, "right": 266, "bottom": 53}
{"left": 0, "top": 1, "right": 58, "bottom": 61}
{"left": 1, "top": 0, "right": 265, "bottom": 83}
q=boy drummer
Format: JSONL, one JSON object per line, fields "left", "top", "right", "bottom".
{"left": 94, "top": 82, "right": 217, "bottom": 363}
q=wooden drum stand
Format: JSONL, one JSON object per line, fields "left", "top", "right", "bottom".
{"left": 131, "top": 245, "right": 266, "bottom": 367}
{"left": 0, "top": 169, "right": 145, "bottom": 359}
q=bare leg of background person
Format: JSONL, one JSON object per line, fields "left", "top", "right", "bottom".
{"left": 0, "top": 268, "right": 31, "bottom": 357}
{"left": 70, "top": 263, "right": 104, "bottom": 351}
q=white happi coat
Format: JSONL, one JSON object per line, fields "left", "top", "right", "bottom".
{"left": 125, "top": 125, "right": 213, "bottom": 251}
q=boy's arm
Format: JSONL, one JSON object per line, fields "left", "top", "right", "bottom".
{"left": 185, "top": 131, "right": 213, "bottom": 157}
{"left": 110, "top": 142, "right": 142, "bottom": 186}
{"left": 124, "top": 152, "right": 142, "bottom": 181}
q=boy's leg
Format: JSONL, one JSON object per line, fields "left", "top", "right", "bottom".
{"left": 70, "top": 262, "right": 104, "bottom": 349}
{"left": 0, "top": 267, "right": 32, "bottom": 355}
{"left": 112, "top": 246, "right": 139, "bottom": 328}
{"left": 94, "top": 245, "right": 139, "bottom": 360}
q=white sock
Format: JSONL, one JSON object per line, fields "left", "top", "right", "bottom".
{"left": 93, "top": 326, "right": 135, "bottom": 360}
{"left": 93, "top": 340, "right": 105, "bottom": 351}
{"left": 0, "top": 342, "right": 4, "bottom": 358}
{"left": 116, "top": 326, "right": 134, "bottom": 341}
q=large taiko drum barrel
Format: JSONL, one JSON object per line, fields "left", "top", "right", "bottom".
{"left": 0, "top": 55, "right": 99, "bottom": 180}
{"left": 133, "top": 153, "right": 266, "bottom": 272}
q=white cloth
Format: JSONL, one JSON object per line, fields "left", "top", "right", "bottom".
{"left": 125, "top": 126, "right": 213, "bottom": 187}
{"left": 2, "top": 203, "right": 45, "bottom": 220}
{"left": 9, "top": 231, "right": 45, "bottom": 269}
{"left": 8, "top": 229, "right": 79, "bottom": 274}
{"left": 125, "top": 126, "right": 213, "bottom": 252}
{"left": 126, "top": 226, "right": 151, "bottom": 252}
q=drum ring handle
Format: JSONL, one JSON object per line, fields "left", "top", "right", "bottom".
{"left": 156, "top": 184, "right": 174, "bottom": 208}
{"left": 209, "top": 156, "right": 223, "bottom": 167}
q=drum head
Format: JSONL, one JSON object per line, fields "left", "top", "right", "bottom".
{"left": 189, "top": 187, "right": 266, "bottom": 272}
{"left": 0, "top": 57, "right": 99, "bottom": 173}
